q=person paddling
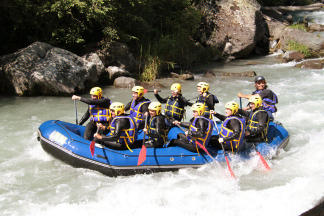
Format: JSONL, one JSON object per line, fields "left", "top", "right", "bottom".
{"left": 143, "top": 102, "right": 170, "bottom": 148}
{"left": 211, "top": 101, "right": 246, "bottom": 153}
{"left": 94, "top": 102, "right": 137, "bottom": 150}
{"left": 172, "top": 103, "right": 213, "bottom": 152}
{"left": 125, "top": 86, "right": 150, "bottom": 129}
{"left": 154, "top": 83, "right": 192, "bottom": 123}
{"left": 238, "top": 95, "right": 270, "bottom": 143}
{"left": 72, "top": 87, "right": 111, "bottom": 140}
{"left": 196, "top": 82, "right": 219, "bottom": 119}
{"left": 238, "top": 76, "right": 278, "bottom": 120}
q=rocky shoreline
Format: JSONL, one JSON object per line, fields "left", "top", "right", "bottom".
{"left": 1, "top": 1, "right": 324, "bottom": 96}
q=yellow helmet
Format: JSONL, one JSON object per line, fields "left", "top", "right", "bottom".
{"left": 170, "top": 83, "right": 181, "bottom": 93}
{"left": 132, "top": 86, "right": 145, "bottom": 97}
{"left": 90, "top": 87, "right": 102, "bottom": 98}
{"left": 249, "top": 95, "right": 262, "bottom": 108}
{"left": 197, "top": 82, "right": 209, "bottom": 93}
{"left": 148, "top": 101, "right": 162, "bottom": 115}
{"left": 225, "top": 101, "right": 239, "bottom": 115}
{"left": 191, "top": 103, "right": 205, "bottom": 116}
{"left": 110, "top": 102, "right": 125, "bottom": 116}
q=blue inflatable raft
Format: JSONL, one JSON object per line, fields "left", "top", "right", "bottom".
{"left": 37, "top": 120, "right": 289, "bottom": 176}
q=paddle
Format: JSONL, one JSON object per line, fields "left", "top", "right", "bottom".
{"left": 239, "top": 97, "right": 271, "bottom": 171}
{"left": 90, "top": 127, "right": 100, "bottom": 157}
{"left": 143, "top": 89, "right": 161, "bottom": 93}
{"left": 252, "top": 143, "right": 271, "bottom": 170}
{"left": 74, "top": 100, "right": 78, "bottom": 125}
{"left": 213, "top": 119, "right": 236, "bottom": 178}
{"left": 137, "top": 115, "right": 148, "bottom": 166}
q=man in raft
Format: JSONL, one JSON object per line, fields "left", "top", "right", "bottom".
{"left": 172, "top": 103, "right": 213, "bottom": 152}
{"left": 211, "top": 101, "right": 246, "bottom": 153}
{"left": 72, "top": 87, "right": 111, "bottom": 140}
{"left": 238, "top": 75, "right": 278, "bottom": 120}
{"left": 143, "top": 101, "right": 170, "bottom": 148}
{"left": 153, "top": 83, "right": 192, "bottom": 123}
{"left": 94, "top": 102, "right": 137, "bottom": 151}
{"left": 238, "top": 95, "right": 270, "bottom": 143}
{"left": 125, "top": 86, "right": 150, "bottom": 129}
{"left": 196, "top": 82, "right": 219, "bottom": 119}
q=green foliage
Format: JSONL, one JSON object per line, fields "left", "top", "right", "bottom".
{"left": 287, "top": 40, "right": 312, "bottom": 57}
{"left": 140, "top": 56, "right": 161, "bottom": 82}
{"left": 0, "top": 0, "right": 208, "bottom": 80}
{"left": 289, "top": 23, "right": 307, "bottom": 32}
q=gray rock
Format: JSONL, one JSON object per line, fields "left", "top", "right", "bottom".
{"left": 308, "top": 23, "right": 324, "bottom": 32}
{"left": 113, "top": 76, "right": 136, "bottom": 88}
{"left": 106, "top": 66, "right": 131, "bottom": 80}
{"left": 170, "top": 72, "right": 194, "bottom": 80}
{"left": 0, "top": 42, "right": 101, "bottom": 96}
{"left": 197, "top": 0, "right": 267, "bottom": 58}
{"left": 265, "top": 16, "right": 324, "bottom": 54}
{"left": 295, "top": 59, "right": 324, "bottom": 69}
{"left": 282, "top": 51, "right": 305, "bottom": 62}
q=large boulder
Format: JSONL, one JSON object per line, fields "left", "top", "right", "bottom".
{"left": 0, "top": 42, "right": 105, "bottom": 96}
{"left": 98, "top": 42, "right": 137, "bottom": 73}
{"left": 197, "top": 0, "right": 268, "bottom": 59}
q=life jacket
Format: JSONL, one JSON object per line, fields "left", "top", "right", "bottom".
{"left": 253, "top": 90, "right": 278, "bottom": 113}
{"left": 219, "top": 116, "right": 246, "bottom": 152}
{"left": 187, "top": 116, "right": 213, "bottom": 150}
{"left": 197, "top": 93, "right": 218, "bottom": 119}
{"left": 247, "top": 109, "right": 269, "bottom": 142}
{"left": 110, "top": 116, "right": 136, "bottom": 152}
{"left": 129, "top": 98, "right": 151, "bottom": 125}
{"left": 89, "top": 99, "right": 110, "bottom": 122}
{"left": 147, "top": 115, "right": 169, "bottom": 143}
{"left": 164, "top": 96, "right": 185, "bottom": 121}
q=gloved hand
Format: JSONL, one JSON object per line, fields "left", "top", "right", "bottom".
{"left": 218, "top": 138, "right": 224, "bottom": 143}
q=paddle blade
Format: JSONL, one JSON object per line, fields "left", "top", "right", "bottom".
{"left": 90, "top": 141, "right": 95, "bottom": 157}
{"left": 225, "top": 156, "right": 236, "bottom": 179}
{"left": 256, "top": 151, "right": 271, "bottom": 170}
{"left": 137, "top": 145, "right": 147, "bottom": 166}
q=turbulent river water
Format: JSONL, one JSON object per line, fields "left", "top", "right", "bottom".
{"left": 1, "top": 11, "right": 324, "bottom": 216}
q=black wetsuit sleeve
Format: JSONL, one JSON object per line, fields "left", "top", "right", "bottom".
{"left": 80, "top": 97, "right": 110, "bottom": 108}
{"left": 206, "top": 94, "right": 217, "bottom": 110}
{"left": 248, "top": 111, "right": 269, "bottom": 136}
{"left": 213, "top": 113, "right": 226, "bottom": 121}
{"left": 101, "top": 118, "right": 130, "bottom": 142}
{"left": 238, "top": 108, "right": 250, "bottom": 117}
{"left": 180, "top": 121, "right": 191, "bottom": 128}
{"left": 223, "top": 118, "right": 241, "bottom": 142}
{"left": 180, "top": 95, "right": 193, "bottom": 106}
{"left": 79, "top": 108, "right": 90, "bottom": 125}
{"left": 125, "top": 101, "right": 132, "bottom": 111}
{"left": 189, "top": 118, "right": 209, "bottom": 138}
{"left": 154, "top": 94, "right": 168, "bottom": 103}
{"left": 141, "top": 101, "right": 149, "bottom": 114}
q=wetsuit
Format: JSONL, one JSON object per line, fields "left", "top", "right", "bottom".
{"left": 145, "top": 114, "right": 170, "bottom": 148}
{"left": 252, "top": 88, "right": 278, "bottom": 120}
{"left": 154, "top": 93, "right": 193, "bottom": 122}
{"left": 213, "top": 113, "right": 246, "bottom": 152}
{"left": 238, "top": 107, "right": 269, "bottom": 142}
{"left": 125, "top": 97, "right": 150, "bottom": 129}
{"left": 196, "top": 92, "right": 219, "bottom": 119}
{"left": 99, "top": 114, "right": 138, "bottom": 150}
{"left": 173, "top": 116, "right": 213, "bottom": 152}
{"left": 78, "top": 97, "right": 111, "bottom": 140}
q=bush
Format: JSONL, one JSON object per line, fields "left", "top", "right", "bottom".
{"left": 287, "top": 40, "right": 312, "bottom": 57}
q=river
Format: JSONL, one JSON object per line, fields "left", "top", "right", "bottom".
{"left": 1, "top": 12, "right": 324, "bottom": 216}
